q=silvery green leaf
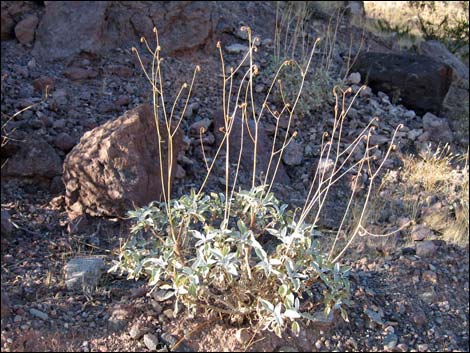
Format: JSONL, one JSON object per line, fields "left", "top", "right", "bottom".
{"left": 284, "top": 309, "right": 301, "bottom": 319}
{"left": 210, "top": 248, "right": 223, "bottom": 260}
{"left": 285, "top": 293, "right": 294, "bottom": 309}
{"left": 291, "top": 321, "right": 300, "bottom": 336}
{"left": 274, "top": 303, "right": 284, "bottom": 326}
{"left": 278, "top": 284, "right": 289, "bottom": 297}
{"left": 226, "top": 263, "right": 238, "bottom": 276}
{"left": 267, "top": 228, "right": 280, "bottom": 236}
{"left": 237, "top": 219, "right": 248, "bottom": 234}
{"left": 259, "top": 298, "right": 274, "bottom": 312}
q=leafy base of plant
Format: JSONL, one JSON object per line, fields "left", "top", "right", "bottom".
{"left": 110, "top": 185, "right": 351, "bottom": 337}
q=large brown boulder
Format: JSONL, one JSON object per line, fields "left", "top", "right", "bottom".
{"left": 33, "top": 1, "right": 217, "bottom": 61}
{"left": 352, "top": 52, "right": 453, "bottom": 115}
{"left": 63, "top": 104, "right": 183, "bottom": 218}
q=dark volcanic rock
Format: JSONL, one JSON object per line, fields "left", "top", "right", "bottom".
{"left": 352, "top": 52, "right": 453, "bottom": 115}
{"left": 63, "top": 104, "right": 183, "bottom": 218}
{"left": 33, "top": 1, "right": 217, "bottom": 60}
{"left": 2, "top": 137, "right": 63, "bottom": 179}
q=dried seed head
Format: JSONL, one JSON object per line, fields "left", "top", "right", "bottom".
{"left": 216, "top": 41, "right": 221, "bottom": 49}
{"left": 153, "top": 27, "right": 157, "bottom": 33}
{"left": 292, "top": 131, "right": 298, "bottom": 138}
{"left": 131, "top": 47, "right": 137, "bottom": 52}
{"left": 200, "top": 127, "right": 206, "bottom": 134}
{"left": 156, "top": 45, "right": 161, "bottom": 52}
{"left": 253, "top": 65, "right": 259, "bottom": 75}
{"left": 140, "top": 37, "right": 145, "bottom": 43}
{"left": 183, "top": 83, "right": 188, "bottom": 89}
{"left": 196, "top": 65, "right": 201, "bottom": 72}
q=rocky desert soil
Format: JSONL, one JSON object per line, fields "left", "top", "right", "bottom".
{"left": 1, "top": 1, "right": 469, "bottom": 352}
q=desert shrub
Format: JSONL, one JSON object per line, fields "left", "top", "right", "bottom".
{"left": 110, "top": 26, "right": 402, "bottom": 338}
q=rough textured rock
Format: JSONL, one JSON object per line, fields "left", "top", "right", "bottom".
{"left": 2, "top": 137, "right": 63, "bottom": 179}
{"left": 416, "top": 240, "right": 438, "bottom": 257}
{"left": 213, "top": 110, "right": 290, "bottom": 185}
{"left": 33, "top": 1, "right": 216, "bottom": 60}
{"left": 418, "top": 40, "right": 469, "bottom": 81}
{"left": 1, "top": 1, "right": 36, "bottom": 40}
{"left": 352, "top": 52, "right": 453, "bottom": 115}
{"left": 14, "top": 14, "right": 38, "bottom": 45}
{"left": 63, "top": 104, "right": 183, "bottom": 218}
{"left": 64, "top": 256, "right": 105, "bottom": 290}
{"left": 282, "top": 140, "right": 303, "bottom": 166}
{"left": 422, "top": 112, "right": 453, "bottom": 143}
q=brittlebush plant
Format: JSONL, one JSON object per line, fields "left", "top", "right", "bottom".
{"left": 110, "top": 26, "right": 403, "bottom": 338}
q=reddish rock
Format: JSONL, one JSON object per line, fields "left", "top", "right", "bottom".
{"left": 54, "top": 132, "right": 76, "bottom": 152}
{"left": 32, "top": 76, "right": 55, "bottom": 93}
{"left": 63, "top": 104, "right": 183, "bottom": 218}
{"left": 63, "top": 67, "right": 98, "bottom": 81}
{"left": 2, "top": 137, "right": 63, "bottom": 179}
{"left": 33, "top": 2, "right": 216, "bottom": 61}
{"left": 14, "top": 14, "right": 39, "bottom": 45}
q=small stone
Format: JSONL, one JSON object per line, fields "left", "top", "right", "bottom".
{"left": 411, "top": 224, "right": 432, "bottom": 241}
{"left": 417, "top": 343, "right": 429, "bottom": 352}
{"left": 33, "top": 76, "right": 54, "bottom": 93}
{"left": 190, "top": 118, "right": 212, "bottom": 135}
{"left": 129, "top": 323, "right": 146, "bottom": 340}
{"left": 412, "top": 311, "right": 427, "bottom": 327}
{"left": 184, "top": 102, "right": 200, "bottom": 118}
{"left": 416, "top": 241, "right": 437, "bottom": 257}
{"left": 143, "top": 333, "right": 159, "bottom": 351}
{"left": 404, "top": 110, "right": 416, "bottom": 119}
{"left": 115, "top": 95, "right": 130, "bottom": 107}
{"left": 359, "top": 86, "right": 372, "bottom": 97}
{"left": 369, "top": 134, "right": 389, "bottom": 146}
{"left": 64, "top": 256, "right": 105, "bottom": 290}
{"left": 225, "top": 43, "right": 249, "bottom": 54}
{"left": 315, "top": 340, "right": 323, "bottom": 349}
{"left": 55, "top": 132, "right": 76, "bottom": 152}
{"left": 422, "top": 112, "right": 453, "bottom": 143}
{"left": 151, "top": 289, "right": 174, "bottom": 302}
{"left": 15, "top": 14, "right": 39, "bottom": 45}
{"left": 422, "top": 270, "right": 438, "bottom": 284}
{"left": 383, "top": 333, "right": 398, "bottom": 350}
{"left": 282, "top": 140, "right": 303, "bottom": 166}
{"left": 63, "top": 67, "right": 98, "bottom": 81}
{"left": 407, "top": 129, "right": 422, "bottom": 141}
{"left": 163, "top": 308, "right": 174, "bottom": 319}
{"left": 29, "top": 308, "right": 49, "bottom": 321}
{"left": 396, "top": 343, "right": 408, "bottom": 352}
{"left": 347, "top": 72, "right": 361, "bottom": 85}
